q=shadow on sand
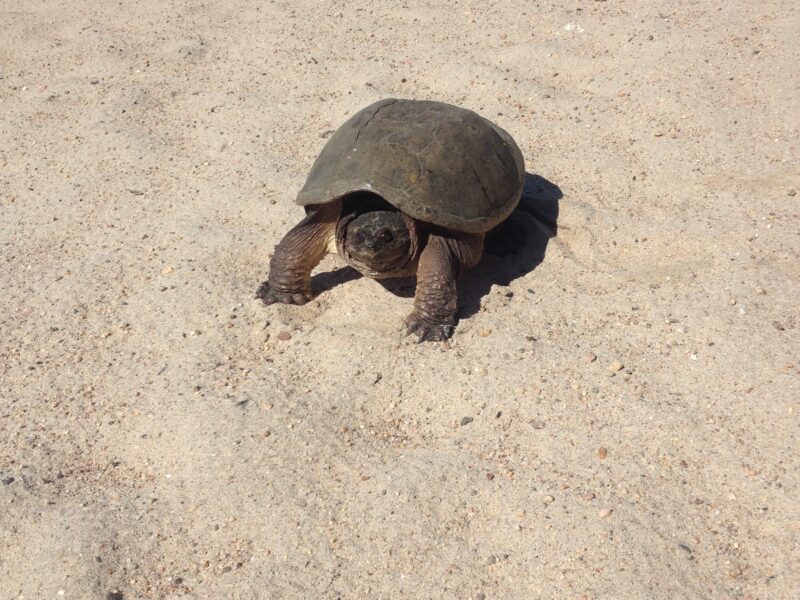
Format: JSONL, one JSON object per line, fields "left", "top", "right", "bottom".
{"left": 458, "top": 172, "right": 561, "bottom": 318}
{"left": 310, "top": 172, "right": 561, "bottom": 318}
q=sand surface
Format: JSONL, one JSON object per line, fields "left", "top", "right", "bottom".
{"left": 1, "top": 1, "right": 798, "bottom": 598}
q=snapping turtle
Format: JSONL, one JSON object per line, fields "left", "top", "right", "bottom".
{"left": 256, "top": 98, "right": 525, "bottom": 342}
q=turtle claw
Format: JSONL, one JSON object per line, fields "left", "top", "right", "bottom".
{"left": 255, "top": 282, "right": 312, "bottom": 306}
{"left": 403, "top": 313, "right": 454, "bottom": 343}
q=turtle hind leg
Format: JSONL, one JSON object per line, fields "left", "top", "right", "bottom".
{"left": 404, "top": 231, "right": 483, "bottom": 343}
{"left": 256, "top": 204, "right": 337, "bottom": 306}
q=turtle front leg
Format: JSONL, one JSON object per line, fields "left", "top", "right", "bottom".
{"left": 404, "top": 231, "right": 483, "bottom": 343}
{"left": 256, "top": 205, "right": 337, "bottom": 306}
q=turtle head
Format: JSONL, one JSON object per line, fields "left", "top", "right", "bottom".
{"left": 339, "top": 193, "right": 413, "bottom": 275}
{"left": 345, "top": 210, "right": 411, "bottom": 271}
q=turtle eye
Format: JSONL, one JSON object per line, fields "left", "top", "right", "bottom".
{"left": 378, "top": 229, "right": 394, "bottom": 243}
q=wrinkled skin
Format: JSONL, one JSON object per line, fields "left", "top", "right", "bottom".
{"left": 256, "top": 194, "right": 484, "bottom": 342}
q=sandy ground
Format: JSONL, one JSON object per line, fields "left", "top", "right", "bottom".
{"left": 1, "top": 1, "right": 799, "bottom": 598}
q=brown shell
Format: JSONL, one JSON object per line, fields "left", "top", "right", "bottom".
{"left": 296, "top": 98, "right": 525, "bottom": 233}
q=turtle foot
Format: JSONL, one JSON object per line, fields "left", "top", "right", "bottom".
{"left": 255, "top": 281, "right": 312, "bottom": 306}
{"left": 403, "top": 313, "right": 454, "bottom": 343}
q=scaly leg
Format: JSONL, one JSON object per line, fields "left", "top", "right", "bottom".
{"left": 404, "top": 231, "right": 483, "bottom": 342}
{"left": 255, "top": 204, "right": 337, "bottom": 305}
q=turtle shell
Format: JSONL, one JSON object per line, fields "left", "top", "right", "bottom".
{"left": 296, "top": 98, "right": 525, "bottom": 233}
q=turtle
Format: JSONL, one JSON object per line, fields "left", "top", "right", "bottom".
{"left": 255, "top": 98, "right": 525, "bottom": 342}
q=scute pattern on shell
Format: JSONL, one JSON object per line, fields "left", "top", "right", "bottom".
{"left": 296, "top": 99, "right": 525, "bottom": 233}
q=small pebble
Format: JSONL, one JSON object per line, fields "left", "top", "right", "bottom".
{"left": 486, "top": 472, "right": 495, "bottom": 481}
{"left": 755, "top": 287, "right": 766, "bottom": 295}
{"left": 460, "top": 416, "right": 474, "bottom": 426}
{"left": 586, "top": 353, "right": 597, "bottom": 363}
{"left": 598, "top": 507, "right": 613, "bottom": 518}
{"left": 277, "top": 331, "right": 292, "bottom": 341}
{"left": 598, "top": 447, "right": 608, "bottom": 459}
{"left": 583, "top": 491, "right": 595, "bottom": 500}
{"left": 788, "top": 189, "right": 796, "bottom": 197}
{"left": 480, "top": 329, "right": 492, "bottom": 337}
{"left": 161, "top": 265, "right": 174, "bottom": 274}
{"left": 729, "top": 297, "right": 737, "bottom": 305}
{"left": 543, "top": 495, "right": 555, "bottom": 504}
{"left": 609, "top": 361, "right": 624, "bottom": 372}
{"left": 486, "top": 555, "right": 497, "bottom": 565}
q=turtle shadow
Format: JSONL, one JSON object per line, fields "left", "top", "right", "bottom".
{"left": 312, "top": 267, "right": 417, "bottom": 299}
{"left": 310, "top": 266, "right": 362, "bottom": 295}
{"left": 458, "top": 172, "right": 561, "bottom": 319}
